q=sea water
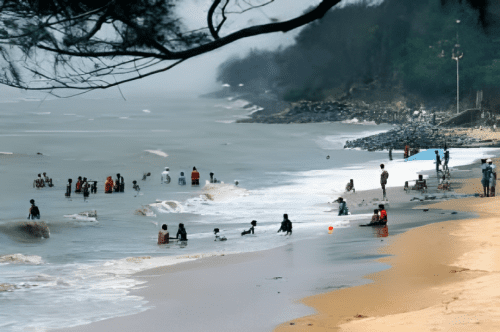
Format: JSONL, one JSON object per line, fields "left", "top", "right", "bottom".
{"left": 0, "top": 95, "right": 496, "bottom": 331}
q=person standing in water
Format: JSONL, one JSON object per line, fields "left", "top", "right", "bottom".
{"left": 435, "top": 150, "right": 442, "bottom": 178}
{"left": 214, "top": 228, "right": 227, "bottom": 241}
{"left": 191, "top": 167, "right": 200, "bottom": 186}
{"left": 105, "top": 176, "right": 113, "bottom": 194}
{"left": 132, "top": 180, "right": 140, "bottom": 193}
{"left": 65, "top": 179, "right": 72, "bottom": 197}
{"left": 28, "top": 199, "right": 40, "bottom": 220}
{"left": 158, "top": 224, "right": 169, "bottom": 244}
{"left": 82, "top": 178, "right": 90, "bottom": 200}
{"left": 378, "top": 204, "right": 388, "bottom": 225}
{"left": 75, "top": 176, "right": 82, "bottom": 193}
{"left": 178, "top": 172, "right": 186, "bottom": 185}
{"left": 278, "top": 214, "right": 292, "bottom": 235}
{"left": 337, "top": 197, "right": 349, "bottom": 216}
{"left": 176, "top": 223, "right": 188, "bottom": 241}
{"left": 380, "top": 164, "right": 389, "bottom": 201}
{"left": 43, "top": 173, "right": 53, "bottom": 187}
{"left": 114, "top": 174, "right": 121, "bottom": 192}
{"left": 161, "top": 167, "right": 170, "bottom": 184}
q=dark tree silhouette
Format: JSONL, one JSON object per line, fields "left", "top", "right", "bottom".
{"left": 0, "top": 0, "right": 340, "bottom": 96}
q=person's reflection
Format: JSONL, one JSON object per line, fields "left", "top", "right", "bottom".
{"left": 375, "top": 225, "right": 389, "bottom": 238}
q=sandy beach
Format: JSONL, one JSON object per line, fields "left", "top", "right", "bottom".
{"left": 276, "top": 158, "right": 500, "bottom": 331}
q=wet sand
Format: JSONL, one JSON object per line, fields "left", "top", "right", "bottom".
{"left": 276, "top": 157, "right": 500, "bottom": 331}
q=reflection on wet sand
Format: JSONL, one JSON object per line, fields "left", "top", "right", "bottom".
{"left": 374, "top": 225, "right": 388, "bottom": 238}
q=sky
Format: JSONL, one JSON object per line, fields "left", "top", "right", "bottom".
{"left": 0, "top": 0, "right": 381, "bottom": 101}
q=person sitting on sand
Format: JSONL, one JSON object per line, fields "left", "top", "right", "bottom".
{"left": 191, "top": 167, "right": 200, "bottom": 186}
{"left": 158, "top": 224, "right": 169, "bottom": 244}
{"left": 178, "top": 172, "right": 186, "bottom": 185}
{"left": 214, "top": 228, "right": 227, "bottom": 241}
{"left": 176, "top": 223, "right": 188, "bottom": 241}
{"left": 345, "top": 179, "right": 355, "bottom": 193}
{"left": 75, "top": 176, "right": 82, "bottom": 193}
{"left": 28, "top": 199, "right": 40, "bottom": 220}
{"left": 378, "top": 204, "right": 387, "bottom": 225}
{"left": 337, "top": 197, "right": 349, "bottom": 216}
{"left": 241, "top": 220, "right": 257, "bottom": 236}
{"left": 105, "top": 176, "right": 113, "bottom": 194}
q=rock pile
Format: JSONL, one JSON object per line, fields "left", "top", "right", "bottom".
{"left": 344, "top": 123, "right": 480, "bottom": 150}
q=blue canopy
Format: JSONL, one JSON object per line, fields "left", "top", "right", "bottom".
{"left": 406, "top": 149, "right": 444, "bottom": 161}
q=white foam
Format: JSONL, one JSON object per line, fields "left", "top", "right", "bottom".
{"left": 150, "top": 200, "right": 184, "bottom": 213}
{"left": 144, "top": 150, "right": 168, "bottom": 158}
{"left": 142, "top": 109, "right": 151, "bottom": 113}
{"left": 63, "top": 214, "right": 98, "bottom": 222}
{"left": 0, "top": 152, "right": 13, "bottom": 155}
{"left": 0, "top": 254, "right": 43, "bottom": 265}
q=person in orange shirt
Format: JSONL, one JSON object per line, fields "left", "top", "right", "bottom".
{"left": 105, "top": 176, "right": 113, "bottom": 194}
{"left": 191, "top": 167, "right": 200, "bottom": 186}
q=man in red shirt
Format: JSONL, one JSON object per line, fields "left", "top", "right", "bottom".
{"left": 378, "top": 204, "right": 387, "bottom": 225}
{"left": 191, "top": 167, "right": 200, "bottom": 186}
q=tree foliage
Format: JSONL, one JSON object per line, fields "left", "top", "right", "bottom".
{"left": 218, "top": 0, "right": 500, "bottom": 102}
{"left": 0, "top": 0, "right": 341, "bottom": 95}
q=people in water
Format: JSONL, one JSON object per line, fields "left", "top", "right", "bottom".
{"left": 114, "top": 174, "right": 121, "bottom": 192}
{"left": 34, "top": 174, "right": 45, "bottom": 188}
{"left": 378, "top": 204, "right": 387, "bottom": 225}
{"left": 380, "top": 164, "right": 389, "bottom": 201}
{"left": 161, "top": 167, "right": 170, "bottom": 184}
{"left": 209, "top": 172, "right": 218, "bottom": 184}
{"left": 75, "top": 176, "right": 82, "bottom": 193}
{"left": 214, "top": 228, "right": 227, "bottom": 241}
{"left": 345, "top": 179, "right": 355, "bottom": 193}
{"left": 176, "top": 223, "right": 188, "bottom": 241}
{"left": 28, "top": 199, "right": 40, "bottom": 220}
{"left": 82, "top": 177, "right": 90, "bottom": 199}
{"left": 241, "top": 220, "right": 257, "bottom": 236}
{"left": 65, "top": 179, "right": 72, "bottom": 197}
{"left": 191, "top": 167, "right": 200, "bottom": 186}
{"left": 370, "top": 209, "right": 379, "bottom": 224}
{"left": 158, "top": 224, "right": 169, "bottom": 244}
{"left": 132, "top": 180, "right": 140, "bottom": 192}
{"left": 105, "top": 176, "right": 113, "bottom": 194}
{"left": 120, "top": 176, "right": 125, "bottom": 192}
{"left": 43, "top": 172, "right": 53, "bottom": 187}
{"left": 389, "top": 148, "right": 393, "bottom": 161}
{"left": 178, "top": 172, "right": 186, "bottom": 185}
{"left": 337, "top": 197, "right": 349, "bottom": 216}
{"left": 91, "top": 181, "right": 98, "bottom": 194}
{"left": 277, "top": 214, "right": 292, "bottom": 235}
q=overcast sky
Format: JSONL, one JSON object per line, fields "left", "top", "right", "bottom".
{"left": 0, "top": 0, "right": 381, "bottom": 101}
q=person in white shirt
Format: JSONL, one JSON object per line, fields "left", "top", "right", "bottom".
{"left": 161, "top": 167, "right": 170, "bottom": 184}
{"left": 214, "top": 228, "right": 227, "bottom": 241}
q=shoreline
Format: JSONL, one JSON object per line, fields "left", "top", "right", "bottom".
{"left": 51, "top": 153, "right": 491, "bottom": 332}
{"left": 275, "top": 156, "right": 500, "bottom": 331}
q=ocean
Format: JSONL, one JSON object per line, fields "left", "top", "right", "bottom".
{"left": 0, "top": 95, "right": 496, "bottom": 331}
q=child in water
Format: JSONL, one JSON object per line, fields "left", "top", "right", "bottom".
{"left": 214, "top": 228, "right": 227, "bottom": 241}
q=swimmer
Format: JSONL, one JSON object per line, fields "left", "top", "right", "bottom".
{"left": 176, "top": 223, "right": 188, "bottom": 241}
{"left": 158, "top": 224, "right": 169, "bottom": 244}
{"left": 132, "top": 180, "right": 140, "bottom": 194}
{"left": 28, "top": 199, "right": 40, "bottom": 220}
{"left": 241, "top": 220, "right": 257, "bottom": 236}
{"left": 214, "top": 228, "right": 227, "bottom": 241}
{"left": 161, "top": 167, "right": 170, "bottom": 184}
{"left": 277, "top": 214, "right": 292, "bottom": 235}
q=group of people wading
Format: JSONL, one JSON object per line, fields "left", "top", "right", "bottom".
{"left": 64, "top": 174, "right": 122, "bottom": 198}
{"left": 33, "top": 173, "right": 53, "bottom": 188}
{"left": 160, "top": 166, "right": 220, "bottom": 186}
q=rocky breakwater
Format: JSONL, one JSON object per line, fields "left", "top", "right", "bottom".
{"left": 344, "top": 123, "right": 482, "bottom": 151}
{"left": 238, "top": 99, "right": 437, "bottom": 125}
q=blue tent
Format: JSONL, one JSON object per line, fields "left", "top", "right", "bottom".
{"left": 406, "top": 149, "right": 444, "bottom": 162}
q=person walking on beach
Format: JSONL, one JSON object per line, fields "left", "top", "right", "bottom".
{"left": 443, "top": 148, "right": 450, "bottom": 173}
{"left": 191, "top": 167, "right": 200, "bottom": 186}
{"left": 28, "top": 199, "right": 40, "bottom": 220}
{"left": 158, "top": 224, "right": 169, "bottom": 244}
{"left": 178, "top": 172, "right": 186, "bottom": 185}
{"left": 105, "top": 176, "right": 113, "bottom": 194}
{"left": 380, "top": 164, "right": 389, "bottom": 201}
{"left": 481, "top": 159, "right": 492, "bottom": 197}
{"left": 176, "top": 223, "right": 188, "bottom": 241}
{"left": 488, "top": 159, "right": 496, "bottom": 197}
{"left": 435, "top": 150, "right": 442, "bottom": 178}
